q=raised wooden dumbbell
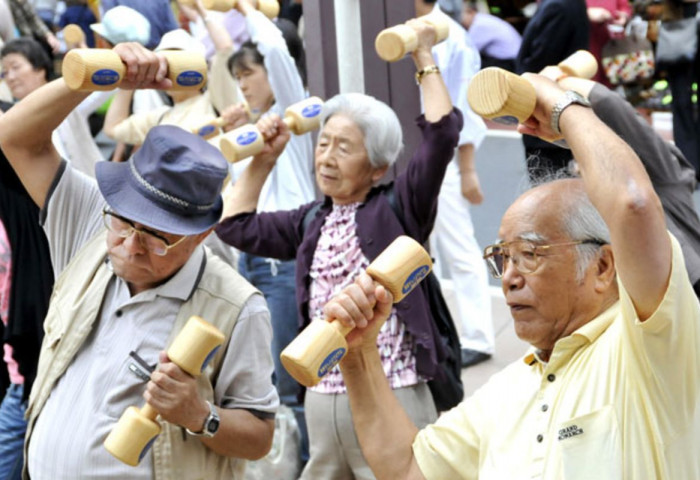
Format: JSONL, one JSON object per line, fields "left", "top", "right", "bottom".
{"left": 375, "top": 14, "right": 450, "bottom": 62}
{"left": 220, "top": 96, "right": 323, "bottom": 163}
{"left": 280, "top": 235, "right": 433, "bottom": 387}
{"left": 467, "top": 50, "right": 597, "bottom": 124}
{"left": 103, "top": 316, "right": 225, "bottom": 466}
{"left": 192, "top": 117, "right": 228, "bottom": 140}
{"left": 62, "top": 49, "right": 207, "bottom": 91}
{"left": 179, "top": 0, "right": 279, "bottom": 18}
{"left": 62, "top": 24, "right": 85, "bottom": 48}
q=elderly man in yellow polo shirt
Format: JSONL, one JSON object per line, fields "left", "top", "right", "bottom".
{"left": 323, "top": 73, "right": 700, "bottom": 479}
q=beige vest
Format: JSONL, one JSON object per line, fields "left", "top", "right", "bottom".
{"left": 24, "top": 231, "right": 259, "bottom": 480}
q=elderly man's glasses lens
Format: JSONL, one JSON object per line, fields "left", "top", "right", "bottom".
{"left": 102, "top": 210, "right": 187, "bottom": 256}
{"left": 482, "top": 239, "right": 606, "bottom": 278}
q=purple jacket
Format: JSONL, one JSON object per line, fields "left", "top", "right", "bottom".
{"left": 216, "top": 109, "right": 463, "bottom": 378}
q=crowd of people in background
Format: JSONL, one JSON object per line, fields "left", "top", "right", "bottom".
{"left": 0, "top": 0, "right": 699, "bottom": 479}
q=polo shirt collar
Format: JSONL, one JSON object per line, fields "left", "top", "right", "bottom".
{"left": 522, "top": 301, "right": 620, "bottom": 366}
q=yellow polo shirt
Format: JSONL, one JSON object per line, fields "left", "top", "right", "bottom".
{"left": 414, "top": 234, "right": 700, "bottom": 479}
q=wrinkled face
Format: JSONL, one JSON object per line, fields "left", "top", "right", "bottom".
{"left": 105, "top": 217, "right": 205, "bottom": 296}
{"left": 314, "top": 114, "right": 386, "bottom": 205}
{"left": 498, "top": 187, "right": 597, "bottom": 352}
{"left": 1, "top": 53, "right": 46, "bottom": 100}
{"left": 233, "top": 62, "right": 274, "bottom": 118}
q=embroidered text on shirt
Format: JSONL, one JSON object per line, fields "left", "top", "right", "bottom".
{"left": 558, "top": 425, "right": 584, "bottom": 441}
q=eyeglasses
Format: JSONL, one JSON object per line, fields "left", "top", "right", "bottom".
{"left": 102, "top": 209, "right": 188, "bottom": 256}
{"left": 482, "top": 239, "right": 606, "bottom": 279}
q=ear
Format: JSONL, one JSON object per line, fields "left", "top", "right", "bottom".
{"left": 593, "top": 245, "right": 616, "bottom": 293}
{"left": 371, "top": 165, "right": 389, "bottom": 183}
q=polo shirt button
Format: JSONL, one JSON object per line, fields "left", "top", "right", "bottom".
{"left": 541, "top": 404, "right": 548, "bottom": 412}
{"left": 116, "top": 310, "right": 122, "bottom": 318}
{"left": 547, "top": 374, "right": 556, "bottom": 382}
{"left": 536, "top": 434, "right": 543, "bottom": 443}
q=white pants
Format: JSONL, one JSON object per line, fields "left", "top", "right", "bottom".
{"left": 430, "top": 160, "right": 495, "bottom": 354}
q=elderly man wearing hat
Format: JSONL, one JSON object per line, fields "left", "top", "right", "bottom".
{"left": 0, "top": 42, "right": 278, "bottom": 479}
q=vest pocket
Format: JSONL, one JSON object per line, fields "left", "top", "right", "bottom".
{"left": 557, "top": 405, "right": 622, "bottom": 479}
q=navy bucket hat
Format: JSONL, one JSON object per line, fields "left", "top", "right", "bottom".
{"left": 96, "top": 125, "right": 228, "bottom": 236}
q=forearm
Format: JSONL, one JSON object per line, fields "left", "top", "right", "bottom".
{"left": 559, "top": 105, "right": 670, "bottom": 314}
{"left": 103, "top": 89, "right": 134, "bottom": 139}
{"left": 221, "top": 157, "right": 274, "bottom": 219}
{"left": 0, "top": 78, "right": 88, "bottom": 207}
{"left": 414, "top": 49, "right": 452, "bottom": 122}
{"left": 341, "top": 348, "right": 421, "bottom": 480}
{"left": 458, "top": 144, "right": 475, "bottom": 173}
{"left": 203, "top": 14, "right": 233, "bottom": 51}
{"left": 0, "top": 78, "right": 87, "bottom": 148}
{"left": 201, "top": 408, "right": 274, "bottom": 459}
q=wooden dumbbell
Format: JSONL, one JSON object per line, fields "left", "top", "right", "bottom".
{"left": 179, "top": 0, "right": 280, "bottom": 18}
{"left": 103, "top": 316, "right": 225, "bottom": 466}
{"left": 280, "top": 235, "right": 433, "bottom": 387}
{"left": 467, "top": 50, "right": 597, "bottom": 124}
{"left": 62, "top": 49, "right": 207, "bottom": 91}
{"left": 192, "top": 117, "right": 228, "bottom": 140}
{"left": 220, "top": 96, "right": 323, "bottom": 163}
{"left": 62, "top": 24, "right": 85, "bottom": 48}
{"left": 375, "top": 14, "right": 450, "bottom": 62}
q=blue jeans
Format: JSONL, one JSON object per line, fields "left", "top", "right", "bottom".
{"left": 0, "top": 384, "right": 28, "bottom": 480}
{"left": 238, "top": 253, "right": 309, "bottom": 462}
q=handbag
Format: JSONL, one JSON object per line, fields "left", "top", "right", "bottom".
{"left": 656, "top": 16, "right": 698, "bottom": 67}
{"left": 601, "top": 25, "right": 656, "bottom": 85}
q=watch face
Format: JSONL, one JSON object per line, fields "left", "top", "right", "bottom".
{"left": 206, "top": 416, "right": 220, "bottom": 434}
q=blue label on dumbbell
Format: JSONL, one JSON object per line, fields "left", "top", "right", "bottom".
{"left": 201, "top": 345, "right": 221, "bottom": 373}
{"left": 318, "top": 347, "right": 346, "bottom": 377}
{"left": 139, "top": 434, "right": 159, "bottom": 462}
{"left": 176, "top": 70, "right": 204, "bottom": 87}
{"left": 493, "top": 115, "right": 519, "bottom": 126}
{"left": 91, "top": 69, "right": 120, "bottom": 86}
{"left": 301, "top": 103, "right": 322, "bottom": 118}
{"left": 198, "top": 124, "right": 216, "bottom": 137}
{"left": 236, "top": 130, "right": 258, "bottom": 146}
{"left": 402, "top": 265, "right": 430, "bottom": 296}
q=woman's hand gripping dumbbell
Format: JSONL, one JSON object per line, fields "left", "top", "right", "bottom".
{"left": 220, "top": 96, "right": 323, "bottom": 163}
{"left": 374, "top": 13, "right": 450, "bottom": 62}
{"left": 280, "top": 236, "right": 433, "bottom": 387}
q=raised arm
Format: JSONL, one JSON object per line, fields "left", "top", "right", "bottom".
{"left": 333, "top": 273, "right": 426, "bottom": 480}
{"left": 0, "top": 42, "right": 168, "bottom": 208}
{"left": 409, "top": 19, "right": 452, "bottom": 122}
{"left": 518, "top": 74, "right": 670, "bottom": 318}
{"left": 220, "top": 114, "right": 291, "bottom": 220}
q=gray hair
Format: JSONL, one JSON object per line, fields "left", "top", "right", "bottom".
{"left": 532, "top": 174, "right": 611, "bottom": 281}
{"left": 320, "top": 93, "right": 404, "bottom": 168}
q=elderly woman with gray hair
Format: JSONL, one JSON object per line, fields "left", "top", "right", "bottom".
{"left": 216, "top": 20, "right": 462, "bottom": 480}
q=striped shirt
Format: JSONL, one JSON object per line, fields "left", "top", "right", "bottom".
{"left": 308, "top": 202, "right": 419, "bottom": 394}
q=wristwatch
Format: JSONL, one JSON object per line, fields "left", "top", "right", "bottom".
{"left": 550, "top": 90, "right": 591, "bottom": 136}
{"left": 186, "top": 401, "right": 220, "bottom": 438}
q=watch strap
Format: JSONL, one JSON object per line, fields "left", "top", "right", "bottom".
{"left": 185, "top": 401, "right": 219, "bottom": 438}
{"left": 550, "top": 90, "right": 590, "bottom": 136}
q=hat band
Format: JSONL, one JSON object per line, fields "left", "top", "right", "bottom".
{"left": 130, "top": 161, "right": 215, "bottom": 212}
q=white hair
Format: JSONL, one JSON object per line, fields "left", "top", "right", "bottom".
{"left": 320, "top": 93, "right": 404, "bottom": 168}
